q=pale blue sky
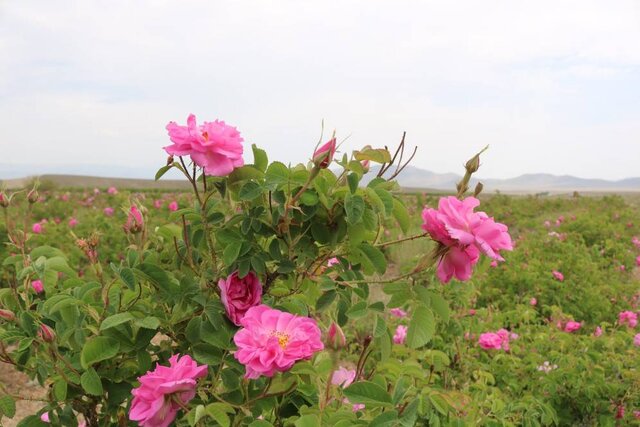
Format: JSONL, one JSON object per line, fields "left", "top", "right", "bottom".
{"left": 1, "top": 1, "right": 639, "bottom": 180}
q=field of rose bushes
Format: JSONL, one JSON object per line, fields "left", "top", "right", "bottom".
{"left": 0, "top": 116, "right": 639, "bottom": 426}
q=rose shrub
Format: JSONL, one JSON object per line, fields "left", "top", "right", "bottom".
{"left": 0, "top": 117, "right": 638, "bottom": 426}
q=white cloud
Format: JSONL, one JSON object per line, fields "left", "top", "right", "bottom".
{"left": 1, "top": 0, "right": 639, "bottom": 180}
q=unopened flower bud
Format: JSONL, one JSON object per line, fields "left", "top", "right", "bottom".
{"left": 38, "top": 324, "right": 56, "bottom": 343}
{"left": 123, "top": 205, "right": 144, "bottom": 234}
{"left": 0, "top": 309, "right": 15, "bottom": 322}
{"left": 166, "top": 155, "right": 174, "bottom": 166}
{"left": 326, "top": 322, "right": 347, "bottom": 350}
{"left": 27, "top": 188, "right": 39, "bottom": 204}
{"left": 0, "top": 192, "right": 8, "bottom": 208}
{"left": 312, "top": 137, "right": 337, "bottom": 169}
{"left": 473, "top": 182, "right": 484, "bottom": 197}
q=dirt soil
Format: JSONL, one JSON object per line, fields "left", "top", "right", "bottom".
{"left": 0, "top": 361, "right": 47, "bottom": 427}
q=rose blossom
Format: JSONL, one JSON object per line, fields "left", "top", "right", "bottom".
{"left": 327, "top": 257, "right": 340, "bottom": 267}
{"left": 233, "top": 305, "right": 324, "bottom": 379}
{"left": 68, "top": 217, "right": 78, "bottom": 228}
{"left": 530, "top": 297, "right": 537, "bottom": 306}
{"left": 478, "top": 332, "right": 503, "bottom": 350}
{"left": 154, "top": 199, "right": 163, "bottom": 209}
{"left": 129, "top": 354, "right": 208, "bottom": 427}
{"left": 594, "top": 326, "right": 602, "bottom": 337}
{"left": 564, "top": 321, "right": 581, "bottom": 332}
{"left": 552, "top": 270, "right": 564, "bottom": 281}
{"left": 107, "top": 186, "right": 118, "bottom": 195}
{"left": 618, "top": 311, "right": 638, "bottom": 328}
{"left": 218, "top": 271, "right": 262, "bottom": 326}
{"left": 390, "top": 308, "right": 407, "bottom": 318}
{"left": 393, "top": 325, "right": 407, "bottom": 344}
{"left": 32, "top": 280, "right": 44, "bottom": 294}
{"left": 331, "top": 367, "right": 356, "bottom": 388}
{"left": 165, "top": 114, "right": 244, "bottom": 177}
{"left": 634, "top": 333, "right": 640, "bottom": 347}
{"left": 32, "top": 223, "right": 43, "bottom": 234}
{"left": 104, "top": 207, "right": 115, "bottom": 216}
{"left": 168, "top": 201, "right": 178, "bottom": 212}
{"left": 421, "top": 196, "right": 513, "bottom": 283}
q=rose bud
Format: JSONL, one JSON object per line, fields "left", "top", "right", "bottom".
{"left": 312, "top": 137, "right": 337, "bottom": 169}
{"left": 326, "top": 322, "right": 347, "bottom": 350}
{"left": 0, "top": 309, "right": 15, "bottom": 322}
{"left": 0, "top": 192, "right": 8, "bottom": 208}
{"left": 38, "top": 324, "right": 56, "bottom": 343}
{"left": 27, "top": 188, "right": 39, "bottom": 204}
{"left": 124, "top": 205, "right": 144, "bottom": 234}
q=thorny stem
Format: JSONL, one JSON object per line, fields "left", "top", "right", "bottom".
{"left": 376, "top": 232, "right": 428, "bottom": 249}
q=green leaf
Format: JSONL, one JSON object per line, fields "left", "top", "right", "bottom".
{"left": 205, "top": 402, "right": 234, "bottom": 427}
{"left": 347, "top": 173, "right": 359, "bottom": 194}
{"left": 136, "top": 317, "right": 160, "bottom": 330}
{"left": 81, "top": 336, "right": 120, "bottom": 369}
{"left": 154, "top": 164, "right": 173, "bottom": 181}
{"left": 345, "top": 194, "right": 365, "bottom": 224}
{"left": 343, "top": 381, "right": 392, "bottom": 407}
{"left": 118, "top": 267, "right": 137, "bottom": 290}
{"left": 429, "top": 292, "right": 450, "bottom": 323}
{"left": 16, "top": 415, "right": 47, "bottom": 427}
{"left": 406, "top": 305, "right": 435, "bottom": 349}
{"left": 295, "top": 414, "right": 320, "bottom": 427}
{"left": 354, "top": 148, "right": 392, "bottom": 164}
{"left": 392, "top": 198, "right": 411, "bottom": 234}
{"left": 370, "top": 410, "right": 399, "bottom": 427}
{"left": 359, "top": 243, "right": 387, "bottom": 275}
{"left": 81, "top": 368, "right": 103, "bottom": 395}
{"left": 0, "top": 395, "right": 16, "bottom": 418}
{"left": 265, "top": 162, "right": 290, "bottom": 188}
{"left": 252, "top": 144, "right": 269, "bottom": 172}
{"left": 100, "top": 313, "right": 135, "bottom": 331}
{"left": 53, "top": 379, "right": 67, "bottom": 401}
{"left": 346, "top": 301, "right": 368, "bottom": 319}
{"left": 223, "top": 241, "right": 242, "bottom": 265}
{"left": 239, "top": 181, "right": 263, "bottom": 201}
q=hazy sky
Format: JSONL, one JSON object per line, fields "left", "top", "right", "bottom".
{"left": 1, "top": 1, "right": 640, "bottom": 180}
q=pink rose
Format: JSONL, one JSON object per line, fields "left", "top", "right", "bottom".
{"left": 129, "top": 354, "right": 208, "bottom": 427}
{"left": 478, "top": 332, "right": 503, "bottom": 350}
{"left": 168, "top": 201, "right": 178, "bottom": 212}
{"left": 312, "top": 138, "right": 337, "bottom": 169}
{"left": 564, "top": 321, "right": 581, "bottom": 332}
{"left": 393, "top": 325, "right": 407, "bottom": 345}
{"left": 154, "top": 199, "right": 163, "bottom": 209}
{"left": 331, "top": 367, "right": 356, "bottom": 388}
{"left": 552, "top": 270, "right": 564, "bottom": 281}
{"left": 326, "top": 322, "right": 347, "bottom": 350}
{"left": 618, "top": 311, "right": 638, "bottom": 328}
{"left": 636, "top": 256, "right": 640, "bottom": 267}
{"left": 68, "top": 217, "right": 78, "bottom": 228}
{"left": 390, "top": 308, "right": 407, "bottom": 318}
{"left": 490, "top": 260, "right": 498, "bottom": 268}
{"left": 530, "top": 297, "right": 537, "bottom": 306}
{"left": 32, "top": 223, "right": 43, "bottom": 234}
{"left": 218, "top": 271, "right": 262, "bottom": 326}
{"left": 103, "top": 207, "right": 115, "bottom": 216}
{"left": 165, "top": 114, "right": 244, "bottom": 177}
{"left": 41, "top": 413, "right": 50, "bottom": 422}
{"left": 327, "top": 257, "right": 340, "bottom": 267}
{"left": 233, "top": 305, "right": 324, "bottom": 379}
{"left": 32, "top": 280, "right": 44, "bottom": 294}
{"left": 107, "top": 186, "right": 118, "bottom": 195}
{"left": 421, "top": 196, "right": 512, "bottom": 283}
{"left": 635, "top": 334, "right": 640, "bottom": 347}
{"left": 594, "top": 326, "right": 602, "bottom": 337}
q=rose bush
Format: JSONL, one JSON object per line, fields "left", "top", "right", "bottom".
{"left": 0, "top": 116, "right": 638, "bottom": 426}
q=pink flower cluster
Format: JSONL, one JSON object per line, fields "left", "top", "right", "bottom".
{"left": 478, "top": 329, "right": 516, "bottom": 351}
{"left": 421, "top": 196, "right": 513, "bottom": 282}
{"left": 233, "top": 305, "right": 324, "bottom": 379}
{"left": 129, "top": 354, "right": 207, "bottom": 427}
{"left": 165, "top": 114, "right": 244, "bottom": 177}
{"left": 619, "top": 311, "right": 638, "bottom": 328}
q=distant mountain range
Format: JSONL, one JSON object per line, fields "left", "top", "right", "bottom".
{"left": 1, "top": 164, "right": 638, "bottom": 193}
{"left": 375, "top": 166, "right": 640, "bottom": 193}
